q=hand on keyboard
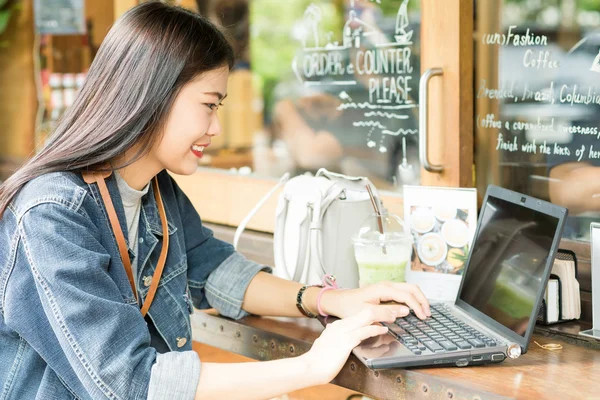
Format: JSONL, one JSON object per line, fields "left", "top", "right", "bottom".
{"left": 303, "top": 308, "right": 394, "bottom": 384}
{"left": 319, "top": 282, "right": 431, "bottom": 320}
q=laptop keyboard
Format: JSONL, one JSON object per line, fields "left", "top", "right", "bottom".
{"left": 387, "top": 304, "right": 498, "bottom": 355}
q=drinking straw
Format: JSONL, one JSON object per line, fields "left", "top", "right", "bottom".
{"left": 365, "top": 184, "right": 387, "bottom": 254}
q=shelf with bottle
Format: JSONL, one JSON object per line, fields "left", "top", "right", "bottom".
{"left": 36, "top": 32, "right": 92, "bottom": 149}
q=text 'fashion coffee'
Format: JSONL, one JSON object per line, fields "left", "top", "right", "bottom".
{"left": 481, "top": 25, "right": 548, "bottom": 47}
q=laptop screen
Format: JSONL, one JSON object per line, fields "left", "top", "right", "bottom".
{"left": 458, "top": 195, "right": 560, "bottom": 337}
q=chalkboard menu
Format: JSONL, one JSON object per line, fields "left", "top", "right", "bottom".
{"left": 258, "top": 0, "right": 421, "bottom": 188}
{"left": 293, "top": 1, "right": 417, "bottom": 147}
{"left": 34, "top": 0, "right": 85, "bottom": 35}
{"left": 475, "top": 1, "right": 600, "bottom": 240}
{"left": 479, "top": 29, "right": 600, "bottom": 165}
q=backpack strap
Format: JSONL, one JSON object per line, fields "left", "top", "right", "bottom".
{"left": 308, "top": 172, "right": 382, "bottom": 282}
{"left": 233, "top": 173, "right": 290, "bottom": 250}
{"left": 273, "top": 191, "right": 314, "bottom": 281}
{"left": 309, "top": 184, "right": 346, "bottom": 278}
{"left": 275, "top": 176, "right": 331, "bottom": 283}
{"left": 315, "top": 168, "right": 363, "bottom": 181}
{"left": 273, "top": 195, "right": 291, "bottom": 280}
{"left": 290, "top": 199, "right": 311, "bottom": 282}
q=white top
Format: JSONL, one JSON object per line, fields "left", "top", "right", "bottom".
{"left": 114, "top": 170, "right": 149, "bottom": 277}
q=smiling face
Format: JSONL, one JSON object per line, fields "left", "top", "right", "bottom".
{"left": 150, "top": 65, "right": 229, "bottom": 175}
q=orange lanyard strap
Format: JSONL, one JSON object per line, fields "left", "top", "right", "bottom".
{"left": 83, "top": 171, "right": 169, "bottom": 317}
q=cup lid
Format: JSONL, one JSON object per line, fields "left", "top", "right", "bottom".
{"left": 353, "top": 212, "right": 413, "bottom": 245}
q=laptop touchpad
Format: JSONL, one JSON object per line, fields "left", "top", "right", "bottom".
{"left": 353, "top": 333, "right": 414, "bottom": 360}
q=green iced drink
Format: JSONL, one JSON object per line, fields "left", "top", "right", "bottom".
{"left": 357, "top": 260, "right": 408, "bottom": 287}
{"left": 352, "top": 212, "right": 413, "bottom": 287}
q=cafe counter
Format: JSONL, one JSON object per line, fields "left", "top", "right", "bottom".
{"left": 191, "top": 225, "right": 600, "bottom": 399}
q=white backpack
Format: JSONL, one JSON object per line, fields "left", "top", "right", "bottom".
{"left": 234, "top": 168, "right": 381, "bottom": 288}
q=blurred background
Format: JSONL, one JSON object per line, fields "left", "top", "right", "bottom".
{"left": 1, "top": 0, "right": 600, "bottom": 241}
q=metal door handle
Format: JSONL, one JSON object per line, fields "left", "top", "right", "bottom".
{"left": 419, "top": 68, "right": 444, "bottom": 173}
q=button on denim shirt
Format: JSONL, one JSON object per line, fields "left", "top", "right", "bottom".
{"left": 0, "top": 171, "right": 270, "bottom": 399}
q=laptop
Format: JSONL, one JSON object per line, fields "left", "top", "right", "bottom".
{"left": 344, "top": 185, "right": 567, "bottom": 369}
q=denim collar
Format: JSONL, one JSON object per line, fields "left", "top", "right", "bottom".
{"left": 140, "top": 180, "right": 171, "bottom": 237}
{"left": 84, "top": 172, "right": 169, "bottom": 251}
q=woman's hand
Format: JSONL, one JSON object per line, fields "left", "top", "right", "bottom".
{"left": 301, "top": 308, "right": 393, "bottom": 385}
{"left": 320, "top": 281, "right": 431, "bottom": 321}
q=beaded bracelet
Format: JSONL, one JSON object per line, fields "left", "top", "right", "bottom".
{"left": 296, "top": 284, "right": 320, "bottom": 318}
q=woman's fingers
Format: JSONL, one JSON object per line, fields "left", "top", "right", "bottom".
{"left": 343, "top": 308, "right": 395, "bottom": 331}
{"left": 395, "top": 283, "right": 431, "bottom": 316}
{"left": 381, "top": 304, "right": 410, "bottom": 318}
{"left": 386, "top": 287, "right": 427, "bottom": 319}
{"left": 398, "top": 292, "right": 428, "bottom": 320}
{"left": 374, "top": 284, "right": 429, "bottom": 320}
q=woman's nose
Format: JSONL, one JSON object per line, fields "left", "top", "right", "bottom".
{"left": 206, "top": 112, "right": 222, "bottom": 137}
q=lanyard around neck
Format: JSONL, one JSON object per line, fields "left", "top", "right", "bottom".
{"left": 83, "top": 170, "right": 169, "bottom": 317}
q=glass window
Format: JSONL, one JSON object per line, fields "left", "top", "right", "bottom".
{"left": 200, "top": 0, "right": 422, "bottom": 190}
{"left": 474, "top": 0, "right": 600, "bottom": 241}
{"left": 26, "top": 0, "right": 472, "bottom": 231}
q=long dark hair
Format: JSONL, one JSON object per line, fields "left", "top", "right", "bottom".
{"left": 0, "top": 1, "right": 234, "bottom": 217}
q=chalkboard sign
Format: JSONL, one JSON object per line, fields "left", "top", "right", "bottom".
{"left": 475, "top": 2, "right": 600, "bottom": 240}
{"left": 261, "top": 0, "right": 421, "bottom": 188}
{"left": 479, "top": 28, "right": 600, "bottom": 164}
{"left": 34, "top": 0, "right": 85, "bottom": 35}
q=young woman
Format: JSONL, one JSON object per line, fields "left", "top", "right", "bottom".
{"left": 0, "top": 2, "right": 430, "bottom": 399}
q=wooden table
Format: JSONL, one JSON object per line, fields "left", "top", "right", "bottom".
{"left": 191, "top": 311, "right": 600, "bottom": 400}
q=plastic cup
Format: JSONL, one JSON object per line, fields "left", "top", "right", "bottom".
{"left": 352, "top": 212, "right": 412, "bottom": 287}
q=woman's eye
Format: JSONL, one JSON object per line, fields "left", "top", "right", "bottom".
{"left": 205, "top": 102, "right": 224, "bottom": 112}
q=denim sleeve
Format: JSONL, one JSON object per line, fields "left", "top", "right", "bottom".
{"left": 6, "top": 202, "right": 155, "bottom": 400}
{"left": 148, "top": 351, "right": 200, "bottom": 400}
{"left": 206, "top": 252, "right": 272, "bottom": 319}
{"left": 168, "top": 175, "right": 272, "bottom": 317}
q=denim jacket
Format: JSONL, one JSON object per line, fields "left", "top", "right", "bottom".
{"left": 0, "top": 170, "right": 270, "bottom": 399}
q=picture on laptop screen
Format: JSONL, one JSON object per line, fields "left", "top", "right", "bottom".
{"left": 459, "top": 195, "right": 560, "bottom": 336}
